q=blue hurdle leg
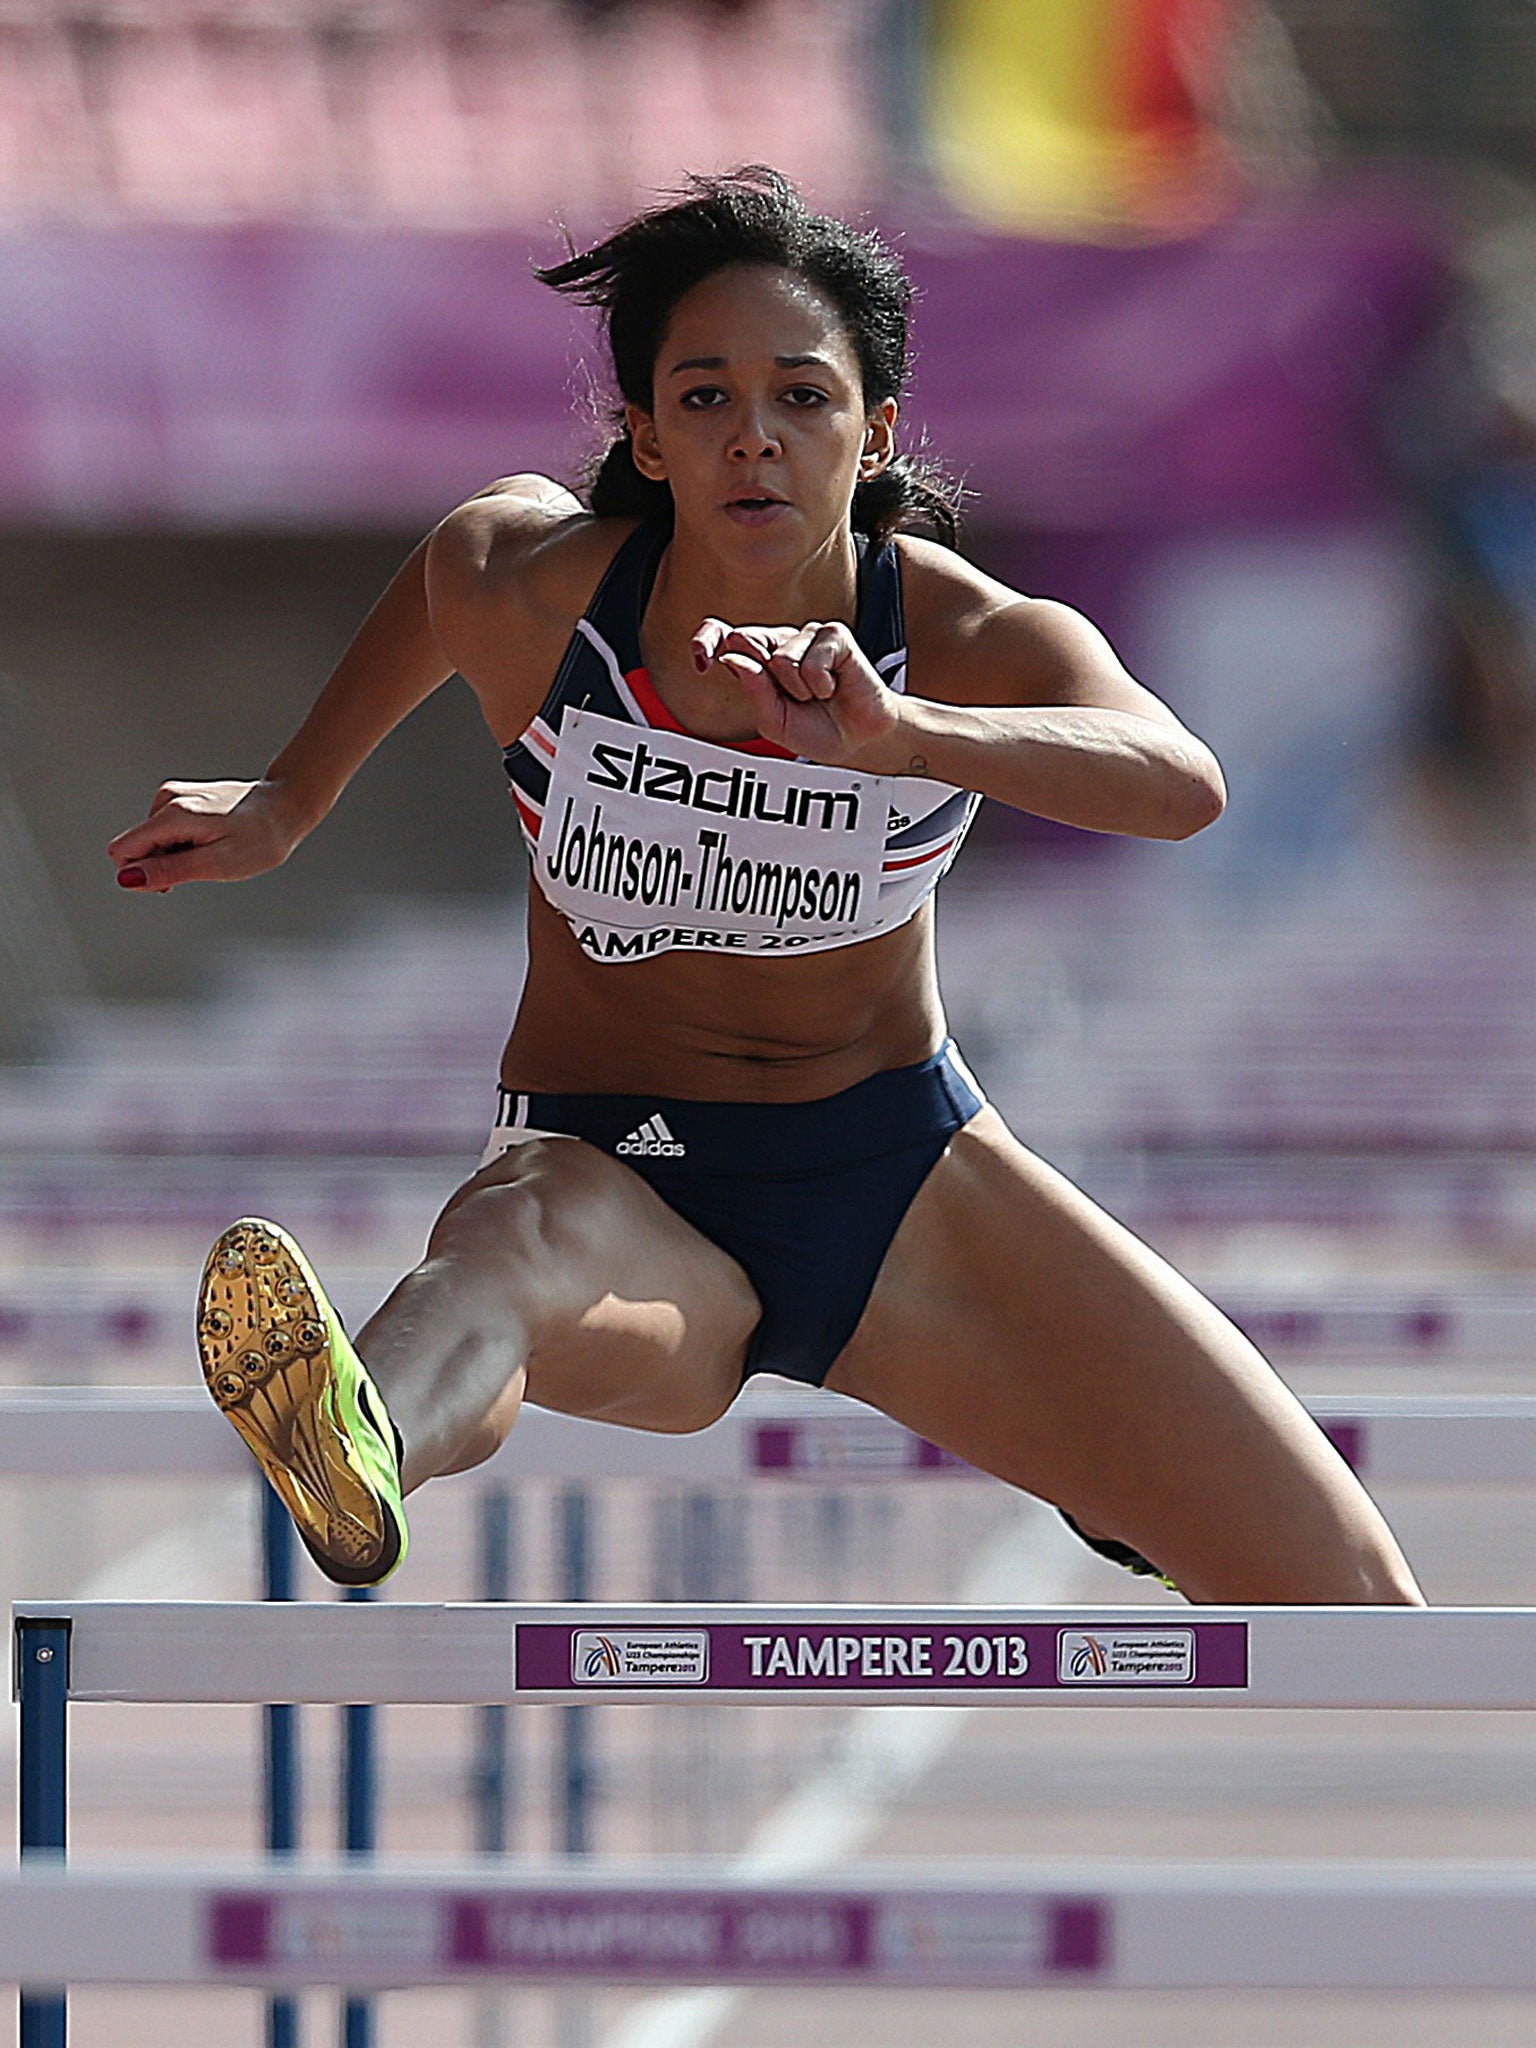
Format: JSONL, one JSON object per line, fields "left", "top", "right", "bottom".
{"left": 342, "top": 1584, "right": 377, "bottom": 2048}
{"left": 262, "top": 1484, "right": 301, "bottom": 2048}
{"left": 472, "top": 1487, "right": 518, "bottom": 2048}
{"left": 557, "top": 1489, "right": 597, "bottom": 2048}
{"left": 17, "top": 1614, "right": 70, "bottom": 2048}
{"left": 559, "top": 1486, "right": 594, "bottom": 1856}
{"left": 473, "top": 1486, "right": 517, "bottom": 1853}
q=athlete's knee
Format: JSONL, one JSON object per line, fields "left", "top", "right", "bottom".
{"left": 1306, "top": 1472, "right": 1426, "bottom": 1605}
{"left": 647, "top": 1376, "right": 739, "bottom": 1435}
{"left": 1352, "top": 1533, "right": 1425, "bottom": 1606}
{"left": 1372, "top": 1572, "right": 1426, "bottom": 1607}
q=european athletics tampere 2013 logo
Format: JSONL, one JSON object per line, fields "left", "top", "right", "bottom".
{"left": 581, "top": 1636, "right": 624, "bottom": 1680}
{"left": 1057, "top": 1629, "right": 1195, "bottom": 1685}
{"left": 1065, "top": 1634, "right": 1111, "bottom": 1679}
{"left": 571, "top": 1630, "right": 711, "bottom": 1685}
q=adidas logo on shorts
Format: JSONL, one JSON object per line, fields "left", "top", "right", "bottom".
{"left": 616, "top": 1114, "right": 686, "bottom": 1159}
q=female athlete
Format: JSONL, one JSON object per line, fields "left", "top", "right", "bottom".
{"left": 109, "top": 170, "right": 1422, "bottom": 1606}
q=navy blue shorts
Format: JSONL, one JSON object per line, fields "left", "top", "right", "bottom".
{"left": 483, "top": 1041, "right": 986, "bottom": 1387}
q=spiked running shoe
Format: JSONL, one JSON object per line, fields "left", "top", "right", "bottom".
{"left": 198, "top": 1217, "right": 407, "bottom": 1587}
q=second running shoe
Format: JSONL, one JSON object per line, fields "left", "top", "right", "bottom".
{"left": 197, "top": 1216, "right": 408, "bottom": 1586}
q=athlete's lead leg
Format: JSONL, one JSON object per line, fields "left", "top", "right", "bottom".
{"left": 353, "top": 1136, "right": 759, "bottom": 1488}
{"left": 827, "top": 1108, "right": 1424, "bottom": 1605}
{"left": 199, "top": 1137, "right": 759, "bottom": 1584}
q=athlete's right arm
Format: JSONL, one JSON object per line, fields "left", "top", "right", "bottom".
{"left": 107, "top": 474, "right": 582, "bottom": 893}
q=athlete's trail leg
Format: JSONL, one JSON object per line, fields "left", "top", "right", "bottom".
{"left": 828, "top": 1108, "right": 1424, "bottom": 1605}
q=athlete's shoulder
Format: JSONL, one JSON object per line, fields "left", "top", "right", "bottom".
{"left": 892, "top": 532, "right": 1028, "bottom": 639}
{"left": 893, "top": 533, "right": 1135, "bottom": 711}
{"left": 427, "top": 478, "right": 633, "bottom": 618}
{"left": 426, "top": 482, "right": 641, "bottom": 699}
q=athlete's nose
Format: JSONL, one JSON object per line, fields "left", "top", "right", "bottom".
{"left": 728, "top": 403, "right": 780, "bottom": 462}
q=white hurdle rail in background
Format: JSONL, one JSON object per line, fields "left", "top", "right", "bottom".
{"left": 7, "top": 1267, "right": 1533, "bottom": 1367}
{"left": 6, "top": 1384, "right": 1536, "bottom": 1485}
{"left": 4, "top": 1859, "right": 1536, "bottom": 1993}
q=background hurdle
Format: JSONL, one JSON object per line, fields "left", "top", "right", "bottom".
{"left": 6, "top": 1384, "right": 1536, "bottom": 1486}
{"left": 5, "top": 1859, "right": 1536, "bottom": 1994}
{"left": 9, "top": 1268, "right": 1534, "bottom": 1373}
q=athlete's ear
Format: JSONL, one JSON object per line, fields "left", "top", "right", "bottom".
{"left": 625, "top": 405, "right": 668, "bottom": 483}
{"left": 858, "top": 399, "right": 898, "bottom": 481}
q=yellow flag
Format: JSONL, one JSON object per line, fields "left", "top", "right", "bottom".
{"left": 930, "top": 0, "right": 1236, "bottom": 238}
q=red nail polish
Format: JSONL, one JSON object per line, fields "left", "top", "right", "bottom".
{"left": 117, "top": 866, "right": 147, "bottom": 889}
{"left": 694, "top": 650, "right": 708, "bottom": 673}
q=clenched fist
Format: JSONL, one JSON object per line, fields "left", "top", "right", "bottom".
{"left": 689, "top": 617, "right": 904, "bottom": 769}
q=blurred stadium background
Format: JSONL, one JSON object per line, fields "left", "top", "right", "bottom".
{"left": 3, "top": 2, "right": 1536, "bottom": 2044}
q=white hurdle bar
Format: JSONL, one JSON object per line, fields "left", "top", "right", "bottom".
{"left": 16, "top": 1600, "right": 1536, "bottom": 1708}
{"left": 3, "top": 1859, "right": 1536, "bottom": 1991}
{"left": 4, "top": 1386, "right": 1536, "bottom": 1485}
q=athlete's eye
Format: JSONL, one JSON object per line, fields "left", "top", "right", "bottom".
{"left": 782, "top": 386, "right": 829, "bottom": 407}
{"left": 679, "top": 385, "right": 727, "bottom": 410}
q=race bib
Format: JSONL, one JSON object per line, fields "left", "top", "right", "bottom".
{"left": 539, "top": 708, "right": 889, "bottom": 961}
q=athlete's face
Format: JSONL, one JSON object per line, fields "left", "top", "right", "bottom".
{"left": 626, "top": 264, "right": 897, "bottom": 559}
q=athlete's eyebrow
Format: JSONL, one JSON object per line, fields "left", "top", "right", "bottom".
{"left": 665, "top": 353, "right": 835, "bottom": 375}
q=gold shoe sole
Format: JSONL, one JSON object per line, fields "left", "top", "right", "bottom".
{"left": 197, "top": 1219, "right": 386, "bottom": 1574}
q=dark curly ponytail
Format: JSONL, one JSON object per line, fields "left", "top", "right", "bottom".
{"left": 536, "top": 167, "right": 963, "bottom": 547}
{"left": 583, "top": 429, "right": 673, "bottom": 527}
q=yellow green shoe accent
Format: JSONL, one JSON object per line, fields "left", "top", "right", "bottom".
{"left": 197, "top": 1216, "right": 407, "bottom": 1587}
{"left": 1056, "top": 1509, "right": 1181, "bottom": 1598}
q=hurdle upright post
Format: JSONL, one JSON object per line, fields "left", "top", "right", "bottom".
{"left": 16, "top": 1612, "right": 70, "bottom": 2048}
{"left": 341, "top": 1584, "right": 378, "bottom": 2048}
{"left": 557, "top": 1487, "right": 595, "bottom": 2048}
{"left": 472, "top": 1486, "right": 518, "bottom": 2048}
{"left": 261, "top": 1484, "right": 301, "bottom": 2048}
{"left": 559, "top": 1486, "right": 595, "bottom": 1856}
{"left": 473, "top": 1484, "right": 517, "bottom": 1852}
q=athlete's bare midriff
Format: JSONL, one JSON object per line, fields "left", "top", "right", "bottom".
{"left": 501, "top": 884, "right": 947, "bottom": 1100}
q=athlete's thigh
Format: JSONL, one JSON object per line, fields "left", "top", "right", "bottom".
{"left": 825, "top": 1107, "right": 1420, "bottom": 1603}
{"left": 441, "top": 1136, "right": 760, "bottom": 1432}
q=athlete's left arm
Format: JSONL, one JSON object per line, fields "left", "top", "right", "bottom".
{"left": 700, "top": 554, "right": 1225, "bottom": 843}
{"left": 877, "top": 552, "right": 1226, "bottom": 841}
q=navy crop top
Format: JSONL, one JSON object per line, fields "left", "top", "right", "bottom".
{"left": 501, "top": 522, "right": 979, "bottom": 963}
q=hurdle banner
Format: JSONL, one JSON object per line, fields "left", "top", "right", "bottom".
{"left": 4, "top": 1863, "right": 1536, "bottom": 1991}
{"left": 5, "top": 1388, "right": 1536, "bottom": 1488}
